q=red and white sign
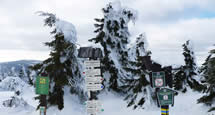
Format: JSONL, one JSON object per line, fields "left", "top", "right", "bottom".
{"left": 155, "top": 78, "right": 164, "bottom": 87}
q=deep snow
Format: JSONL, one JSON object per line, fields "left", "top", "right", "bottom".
{"left": 0, "top": 88, "right": 215, "bottom": 115}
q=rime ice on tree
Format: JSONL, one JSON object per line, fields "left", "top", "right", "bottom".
{"left": 31, "top": 12, "right": 86, "bottom": 110}
{"left": 89, "top": 1, "right": 137, "bottom": 92}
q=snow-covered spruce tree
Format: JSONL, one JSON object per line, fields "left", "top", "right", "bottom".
{"left": 198, "top": 46, "right": 215, "bottom": 112}
{"left": 173, "top": 66, "right": 187, "bottom": 92}
{"left": 123, "top": 34, "right": 155, "bottom": 109}
{"left": 174, "top": 40, "right": 204, "bottom": 92}
{"left": 30, "top": 12, "right": 86, "bottom": 110}
{"left": 89, "top": 2, "right": 137, "bottom": 92}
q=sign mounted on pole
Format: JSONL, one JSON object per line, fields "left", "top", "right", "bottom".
{"left": 85, "top": 100, "right": 104, "bottom": 114}
{"left": 84, "top": 59, "right": 104, "bottom": 115}
{"left": 84, "top": 60, "right": 100, "bottom": 68}
{"left": 157, "top": 88, "right": 175, "bottom": 106}
{"left": 152, "top": 71, "right": 166, "bottom": 88}
{"left": 36, "top": 76, "right": 50, "bottom": 95}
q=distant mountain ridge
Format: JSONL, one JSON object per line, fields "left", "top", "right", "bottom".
{"left": 0, "top": 60, "right": 41, "bottom": 83}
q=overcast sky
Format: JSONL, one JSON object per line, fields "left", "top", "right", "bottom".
{"left": 0, "top": 0, "right": 215, "bottom": 66}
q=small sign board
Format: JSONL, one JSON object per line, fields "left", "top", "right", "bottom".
{"left": 86, "top": 100, "right": 103, "bottom": 114}
{"left": 85, "top": 77, "right": 103, "bottom": 84}
{"left": 84, "top": 69, "right": 101, "bottom": 76}
{"left": 86, "top": 83, "right": 103, "bottom": 91}
{"left": 152, "top": 72, "right": 165, "bottom": 88}
{"left": 84, "top": 60, "right": 101, "bottom": 77}
{"left": 157, "top": 88, "right": 174, "bottom": 106}
{"left": 36, "top": 76, "right": 50, "bottom": 95}
{"left": 84, "top": 60, "right": 100, "bottom": 68}
{"left": 86, "top": 100, "right": 102, "bottom": 108}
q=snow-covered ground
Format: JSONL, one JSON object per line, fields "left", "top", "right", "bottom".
{"left": 0, "top": 89, "right": 215, "bottom": 115}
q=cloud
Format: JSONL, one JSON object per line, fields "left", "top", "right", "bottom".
{"left": 139, "top": 18, "right": 215, "bottom": 65}
{"left": 0, "top": 0, "right": 214, "bottom": 64}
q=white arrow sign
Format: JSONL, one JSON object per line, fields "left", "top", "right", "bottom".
{"left": 84, "top": 60, "right": 100, "bottom": 67}
{"left": 86, "top": 100, "right": 102, "bottom": 108}
{"left": 86, "top": 83, "right": 103, "bottom": 91}
{"left": 84, "top": 69, "right": 101, "bottom": 76}
{"left": 85, "top": 77, "right": 103, "bottom": 84}
{"left": 86, "top": 100, "right": 103, "bottom": 115}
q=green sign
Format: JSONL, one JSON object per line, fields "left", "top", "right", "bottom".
{"left": 152, "top": 72, "right": 165, "bottom": 88}
{"left": 36, "top": 76, "right": 49, "bottom": 95}
{"left": 157, "top": 88, "right": 174, "bottom": 106}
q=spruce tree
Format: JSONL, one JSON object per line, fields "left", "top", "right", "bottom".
{"left": 31, "top": 12, "right": 86, "bottom": 110}
{"left": 123, "top": 34, "right": 155, "bottom": 109}
{"left": 89, "top": 2, "right": 137, "bottom": 92}
{"left": 174, "top": 40, "right": 204, "bottom": 92}
{"left": 198, "top": 46, "right": 215, "bottom": 112}
{"left": 173, "top": 66, "right": 187, "bottom": 92}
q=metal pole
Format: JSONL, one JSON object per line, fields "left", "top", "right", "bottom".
{"left": 161, "top": 105, "right": 169, "bottom": 115}
{"left": 40, "top": 95, "right": 47, "bottom": 115}
{"left": 89, "top": 58, "right": 98, "bottom": 115}
{"left": 40, "top": 73, "right": 48, "bottom": 115}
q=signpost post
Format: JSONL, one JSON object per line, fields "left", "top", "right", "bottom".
{"left": 36, "top": 73, "right": 49, "bottom": 115}
{"left": 151, "top": 71, "right": 176, "bottom": 115}
{"left": 157, "top": 88, "right": 174, "bottom": 106}
{"left": 83, "top": 60, "right": 104, "bottom": 115}
{"left": 157, "top": 88, "right": 176, "bottom": 115}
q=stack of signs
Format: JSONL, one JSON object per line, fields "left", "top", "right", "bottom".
{"left": 157, "top": 88, "right": 175, "bottom": 106}
{"left": 36, "top": 76, "right": 50, "bottom": 95}
{"left": 84, "top": 60, "right": 104, "bottom": 91}
{"left": 84, "top": 60, "right": 104, "bottom": 115}
{"left": 152, "top": 72, "right": 165, "bottom": 88}
{"left": 86, "top": 100, "right": 104, "bottom": 115}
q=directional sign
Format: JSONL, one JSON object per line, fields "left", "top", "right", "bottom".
{"left": 36, "top": 76, "right": 49, "bottom": 95}
{"left": 84, "top": 60, "right": 100, "bottom": 67}
{"left": 84, "top": 69, "right": 101, "bottom": 76}
{"left": 157, "top": 88, "right": 174, "bottom": 106}
{"left": 152, "top": 72, "right": 165, "bottom": 88}
{"left": 86, "top": 100, "right": 104, "bottom": 115}
{"left": 85, "top": 77, "right": 104, "bottom": 84}
{"left": 86, "top": 100, "right": 102, "bottom": 108}
{"left": 86, "top": 83, "right": 104, "bottom": 91}
{"left": 83, "top": 60, "right": 101, "bottom": 77}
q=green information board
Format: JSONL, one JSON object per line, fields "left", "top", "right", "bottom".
{"left": 36, "top": 76, "right": 49, "bottom": 95}
{"left": 152, "top": 72, "right": 165, "bottom": 88}
{"left": 157, "top": 88, "right": 174, "bottom": 106}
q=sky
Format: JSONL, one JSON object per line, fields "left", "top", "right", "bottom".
{"left": 0, "top": 0, "right": 215, "bottom": 66}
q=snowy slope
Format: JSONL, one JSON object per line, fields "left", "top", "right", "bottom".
{"left": 0, "top": 62, "right": 212, "bottom": 115}
{"left": 0, "top": 88, "right": 214, "bottom": 115}
{"left": 0, "top": 60, "right": 40, "bottom": 81}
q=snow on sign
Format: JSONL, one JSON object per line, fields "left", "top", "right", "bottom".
{"left": 36, "top": 76, "right": 49, "bottom": 95}
{"left": 152, "top": 71, "right": 166, "bottom": 88}
{"left": 157, "top": 88, "right": 174, "bottom": 106}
